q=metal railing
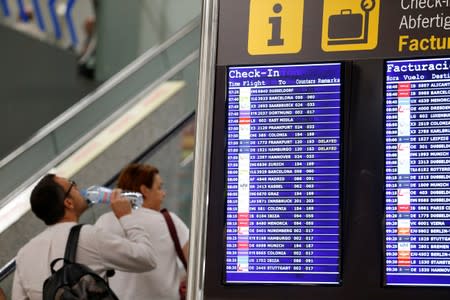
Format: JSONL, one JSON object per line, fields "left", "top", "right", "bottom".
{"left": 0, "top": 258, "right": 15, "bottom": 283}
{"left": 187, "top": 1, "right": 218, "bottom": 299}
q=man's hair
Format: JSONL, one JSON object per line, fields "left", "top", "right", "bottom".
{"left": 117, "top": 163, "right": 159, "bottom": 192}
{"left": 30, "top": 174, "right": 66, "bottom": 225}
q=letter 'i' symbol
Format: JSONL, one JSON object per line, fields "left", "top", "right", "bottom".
{"left": 268, "top": 3, "right": 284, "bottom": 46}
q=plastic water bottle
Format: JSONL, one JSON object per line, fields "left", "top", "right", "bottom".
{"left": 81, "top": 185, "right": 143, "bottom": 209}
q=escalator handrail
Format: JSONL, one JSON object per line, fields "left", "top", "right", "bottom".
{"left": 0, "top": 16, "right": 201, "bottom": 169}
{"left": 0, "top": 110, "right": 196, "bottom": 284}
{"left": 0, "top": 258, "right": 15, "bottom": 283}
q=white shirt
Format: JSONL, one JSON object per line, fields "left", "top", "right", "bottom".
{"left": 95, "top": 208, "right": 189, "bottom": 300}
{"left": 12, "top": 215, "right": 157, "bottom": 300}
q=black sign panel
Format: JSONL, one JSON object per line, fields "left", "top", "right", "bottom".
{"left": 217, "top": 0, "right": 450, "bottom": 65}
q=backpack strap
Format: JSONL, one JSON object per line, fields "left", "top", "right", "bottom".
{"left": 64, "top": 224, "right": 84, "bottom": 263}
{"left": 62, "top": 224, "right": 115, "bottom": 280}
{"left": 161, "top": 209, "right": 187, "bottom": 270}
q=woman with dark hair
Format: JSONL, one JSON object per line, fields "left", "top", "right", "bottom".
{"left": 95, "top": 163, "right": 189, "bottom": 300}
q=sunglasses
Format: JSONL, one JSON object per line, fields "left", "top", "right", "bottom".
{"left": 64, "top": 180, "right": 77, "bottom": 199}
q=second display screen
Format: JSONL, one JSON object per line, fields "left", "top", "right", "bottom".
{"left": 385, "top": 57, "right": 450, "bottom": 286}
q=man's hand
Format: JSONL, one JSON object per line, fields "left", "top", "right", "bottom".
{"left": 110, "top": 189, "right": 132, "bottom": 219}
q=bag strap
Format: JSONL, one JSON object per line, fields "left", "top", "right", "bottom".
{"left": 64, "top": 224, "right": 84, "bottom": 263}
{"left": 62, "top": 224, "right": 115, "bottom": 280}
{"left": 161, "top": 209, "right": 187, "bottom": 270}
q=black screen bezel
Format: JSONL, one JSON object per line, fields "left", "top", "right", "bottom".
{"left": 219, "top": 61, "right": 348, "bottom": 287}
{"left": 382, "top": 55, "right": 450, "bottom": 288}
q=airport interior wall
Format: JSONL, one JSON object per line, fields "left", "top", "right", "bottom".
{"left": 0, "top": 24, "right": 98, "bottom": 158}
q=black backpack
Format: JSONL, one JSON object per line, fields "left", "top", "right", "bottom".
{"left": 42, "top": 224, "right": 119, "bottom": 300}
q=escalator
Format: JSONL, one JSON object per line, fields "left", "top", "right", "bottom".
{"left": 0, "top": 17, "right": 200, "bottom": 296}
{"left": 0, "top": 111, "right": 196, "bottom": 295}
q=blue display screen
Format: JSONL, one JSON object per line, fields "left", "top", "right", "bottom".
{"left": 224, "top": 63, "right": 342, "bottom": 285}
{"left": 385, "top": 57, "right": 450, "bottom": 286}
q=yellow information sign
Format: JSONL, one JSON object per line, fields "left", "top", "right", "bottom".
{"left": 248, "top": 0, "right": 304, "bottom": 55}
{"left": 321, "top": 0, "right": 380, "bottom": 52}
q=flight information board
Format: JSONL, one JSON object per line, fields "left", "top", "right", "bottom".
{"left": 224, "top": 63, "right": 342, "bottom": 285}
{"left": 385, "top": 57, "right": 450, "bottom": 286}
